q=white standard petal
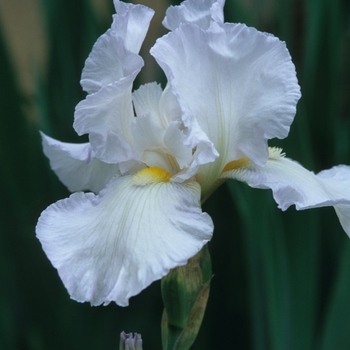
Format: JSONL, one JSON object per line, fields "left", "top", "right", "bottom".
{"left": 132, "top": 83, "right": 193, "bottom": 174}
{"left": 131, "top": 113, "right": 169, "bottom": 170}
{"left": 132, "top": 82, "right": 163, "bottom": 120}
{"left": 74, "top": 79, "right": 141, "bottom": 165}
{"left": 163, "top": 0, "right": 225, "bottom": 30}
{"left": 112, "top": 1, "right": 154, "bottom": 53}
{"left": 158, "top": 84, "right": 183, "bottom": 125}
{"left": 221, "top": 149, "right": 350, "bottom": 237}
{"left": 36, "top": 171, "right": 213, "bottom": 306}
{"left": 151, "top": 22, "right": 301, "bottom": 194}
{"left": 41, "top": 132, "right": 119, "bottom": 193}
{"left": 163, "top": 121, "right": 192, "bottom": 170}
{"left": 80, "top": 31, "right": 143, "bottom": 94}
{"left": 75, "top": 1, "right": 154, "bottom": 166}
{"left": 81, "top": 2, "right": 153, "bottom": 94}
{"left": 132, "top": 114, "right": 192, "bottom": 174}
{"left": 133, "top": 83, "right": 184, "bottom": 128}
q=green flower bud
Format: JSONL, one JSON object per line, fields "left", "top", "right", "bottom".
{"left": 161, "top": 245, "right": 212, "bottom": 350}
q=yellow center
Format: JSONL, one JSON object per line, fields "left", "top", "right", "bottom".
{"left": 222, "top": 156, "right": 251, "bottom": 172}
{"left": 221, "top": 147, "right": 284, "bottom": 173}
{"left": 132, "top": 166, "right": 172, "bottom": 186}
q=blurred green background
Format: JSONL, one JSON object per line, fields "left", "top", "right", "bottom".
{"left": 1, "top": 0, "right": 350, "bottom": 348}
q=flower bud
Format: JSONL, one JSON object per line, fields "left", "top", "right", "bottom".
{"left": 119, "top": 331, "right": 143, "bottom": 350}
{"left": 161, "top": 245, "right": 212, "bottom": 349}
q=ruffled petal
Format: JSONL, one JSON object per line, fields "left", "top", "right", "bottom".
{"left": 81, "top": 2, "right": 153, "bottom": 94}
{"left": 80, "top": 31, "right": 143, "bottom": 95}
{"left": 158, "top": 84, "right": 183, "bottom": 125}
{"left": 163, "top": 121, "right": 192, "bottom": 170}
{"left": 113, "top": 1, "right": 154, "bottom": 53}
{"left": 75, "top": 1, "right": 154, "bottom": 165}
{"left": 151, "top": 22, "right": 301, "bottom": 193}
{"left": 221, "top": 149, "right": 350, "bottom": 237}
{"left": 74, "top": 80, "right": 140, "bottom": 166}
{"left": 132, "top": 115, "right": 192, "bottom": 175}
{"left": 41, "top": 132, "right": 119, "bottom": 193}
{"left": 163, "top": 0, "right": 224, "bottom": 31}
{"left": 132, "top": 83, "right": 193, "bottom": 175}
{"left": 132, "top": 114, "right": 169, "bottom": 170}
{"left": 36, "top": 173, "right": 213, "bottom": 306}
{"left": 132, "top": 82, "right": 163, "bottom": 120}
{"left": 133, "top": 83, "right": 182, "bottom": 129}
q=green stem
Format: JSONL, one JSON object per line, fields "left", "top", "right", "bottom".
{"left": 161, "top": 245, "right": 212, "bottom": 350}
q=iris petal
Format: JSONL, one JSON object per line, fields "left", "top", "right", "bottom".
{"left": 41, "top": 132, "right": 119, "bottom": 193}
{"left": 221, "top": 150, "right": 350, "bottom": 237}
{"left": 113, "top": 0, "right": 155, "bottom": 53}
{"left": 151, "top": 22, "right": 301, "bottom": 193}
{"left": 81, "top": 1, "right": 154, "bottom": 94}
{"left": 36, "top": 175, "right": 213, "bottom": 306}
{"left": 74, "top": 82, "right": 141, "bottom": 165}
{"left": 163, "top": 0, "right": 224, "bottom": 30}
{"left": 74, "top": 1, "right": 154, "bottom": 166}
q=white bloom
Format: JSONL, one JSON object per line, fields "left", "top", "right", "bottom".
{"left": 36, "top": 0, "right": 350, "bottom": 306}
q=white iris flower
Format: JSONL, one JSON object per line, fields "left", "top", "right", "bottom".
{"left": 36, "top": 0, "right": 350, "bottom": 307}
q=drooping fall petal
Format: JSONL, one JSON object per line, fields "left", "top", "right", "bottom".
{"left": 221, "top": 148, "right": 350, "bottom": 237}
{"left": 36, "top": 171, "right": 213, "bottom": 306}
{"left": 41, "top": 132, "right": 119, "bottom": 193}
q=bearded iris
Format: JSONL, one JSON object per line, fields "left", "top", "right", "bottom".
{"left": 36, "top": 0, "right": 350, "bottom": 307}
